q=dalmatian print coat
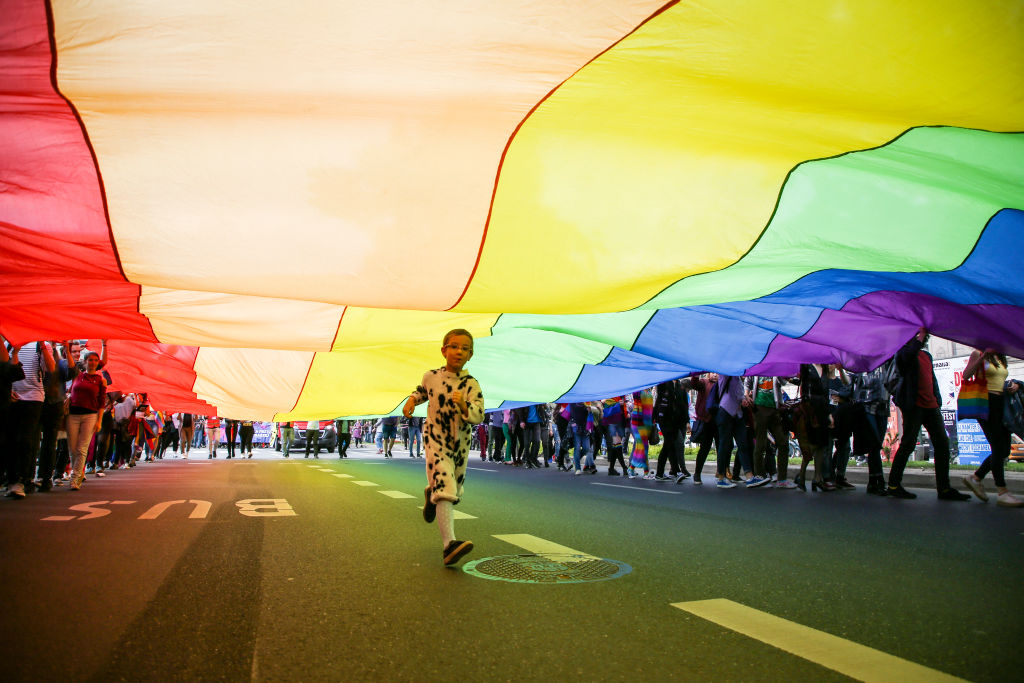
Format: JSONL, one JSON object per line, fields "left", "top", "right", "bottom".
{"left": 409, "top": 367, "right": 484, "bottom": 505}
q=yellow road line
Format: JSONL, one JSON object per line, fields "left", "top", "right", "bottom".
{"left": 672, "top": 599, "right": 966, "bottom": 683}
{"left": 493, "top": 533, "right": 596, "bottom": 560}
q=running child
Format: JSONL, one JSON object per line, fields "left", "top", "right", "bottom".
{"left": 403, "top": 328, "right": 484, "bottom": 566}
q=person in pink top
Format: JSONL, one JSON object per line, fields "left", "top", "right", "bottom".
{"left": 66, "top": 346, "right": 107, "bottom": 490}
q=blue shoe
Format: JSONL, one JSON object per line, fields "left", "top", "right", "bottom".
{"left": 716, "top": 478, "right": 736, "bottom": 489}
{"left": 745, "top": 475, "right": 771, "bottom": 488}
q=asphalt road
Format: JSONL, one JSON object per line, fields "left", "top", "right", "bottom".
{"left": 0, "top": 443, "right": 1021, "bottom": 682}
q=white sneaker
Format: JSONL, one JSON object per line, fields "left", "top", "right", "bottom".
{"left": 996, "top": 491, "right": 1023, "bottom": 507}
{"left": 6, "top": 483, "right": 25, "bottom": 498}
{"left": 774, "top": 479, "right": 799, "bottom": 489}
{"left": 962, "top": 474, "right": 988, "bottom": 501}
{"left": 574, "top": 469, "right": 582, "bottom": 476}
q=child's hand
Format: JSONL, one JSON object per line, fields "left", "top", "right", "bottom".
{"left": 402, "top": 396, "right": 416, "bottom": 418}
{"left": 452, "top": 390, "right": 464, "bottom": 405}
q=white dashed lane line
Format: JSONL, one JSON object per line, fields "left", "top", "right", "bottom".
{"left": 318, "top": 463, "right": 476, "bottom": 517}
{"left": 493, "top": 533, "right": 596, "bottom": 559}
{"left": 592, "top": 482, "right": 681, "bottom": 495}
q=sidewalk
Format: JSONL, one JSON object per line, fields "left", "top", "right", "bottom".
{"left": 658, "top": 459, "right": 1024, "bottom": 495}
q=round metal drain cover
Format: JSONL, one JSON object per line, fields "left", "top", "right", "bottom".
{"left": 462, "top": 553, "right": 631, "bottom": 584}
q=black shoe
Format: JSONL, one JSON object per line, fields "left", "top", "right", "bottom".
{"left": 866, "top": 477, "right": 888, "bottom": 496}
{"left": 443, "top": 539, "right": 474, "bottom": 566}
{"left": 608, "top": 469, "right": 619, "bottom": 476}
{"left": 37, "top": 481, "right": 52, "bottom": 493}
{"left": 887, "top": 485, "right": 916, "bottom": 499}
{"left": 937, "top": 487, "right": 971, "bottom": 501}
{"left": 793, "top": 474, "right": 806, "bottom": 492}
{"left": 835, "top": 478, "right": 855, "bottom": 490}
{"left": 423, "top": 489, "right": 436, "bottom": 523}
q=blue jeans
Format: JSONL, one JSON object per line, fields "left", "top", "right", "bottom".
{"left": 572, "top": 424, "right": 593, "bottom": 470}
{"left": 408, "top": 426, "right": 422, "bottom": 457}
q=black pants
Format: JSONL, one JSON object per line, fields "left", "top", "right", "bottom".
{"left": 338, "top": 432, "right": 350, "bottom": 457}
{"left": 36, "top": 400, "right": 65, "bottom": 484}
{"left": 693, "top": 419, "right": 719, "bottom": 480}
{"left": 114, "top": 423, "right": 133, "bottom": 467}
{"left": 975, "top": 393, "right": 1010, "bottom": 488}
{"left": 305, "top": 430, "right": 320, "bottom": 457}
{"left": 889, "top": 405, "right": 950, "bottom": 490}
{"left": 830, "top": 402, "right": 855, "bottom": 481}
{"left": 524, "top": 422, "right": 542, "bottom": 466}
{"left": 656, "top": 420, "right": 681, "bottom": 477}
{"left": 851, "top": 404, "right": 886, "bottom": 478}
{"left": 95, "top": 426, "right": 115, "bottom": 469}
{"left": 225, "top": 422, "right": 238, "bottom": 457}
{"left": 716, "top": 410, "right": 750, "bottom": 477}
{"left": 239, "top": 425, "right": 254, "bottom": 454}
{"left": 6, "top": 400, "right": 44, "bottom": 486}
{"left": 489, "top": 426, "right": 505, "bottom": 461}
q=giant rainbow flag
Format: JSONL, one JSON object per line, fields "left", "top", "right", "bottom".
{"left": 2, "top": 0, "right": 1022, "bottom": 419}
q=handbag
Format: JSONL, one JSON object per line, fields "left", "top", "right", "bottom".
{"left": 957, "top": 365, "right": 988, "bottom": 421}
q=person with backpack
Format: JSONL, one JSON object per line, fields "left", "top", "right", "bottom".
{"left": 888, "top": 327, "right": 970, "bottom": 501}
{"left": 850, "top": 365, "right": 892, "bottom": 495}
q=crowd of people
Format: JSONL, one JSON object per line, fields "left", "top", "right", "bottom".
{"left": 3, "top": 329, "right": 1021, "bottom": 507}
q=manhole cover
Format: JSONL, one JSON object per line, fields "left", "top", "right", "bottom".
{"left": 462, "top": 553, "right": 631, "bottom": 584}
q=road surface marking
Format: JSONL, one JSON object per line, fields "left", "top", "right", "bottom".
{"left": 592, "top": 483, "right": 681, "bottom": 495}
{"left": 378, "top": 490, "right": 415, "bottom": 499}
{"left": 315, "top": 467, "right": 335, "bottom": 471}
{"left": 352, "top": 481, "right": 379, "bottom": 487}
{"left": 467, "top": 467, "right": 495, "bottom": 472}
{"left": 672, "top": 599, "right": 966, "bottom": 683}
{"left": 306, "top": 465, "right": 321, "bottom": 468}
{"left": 332, "top": 473, "right": 353, "bottom": 479}
{"left": 42, "top": 516, "right": 76, "bottom": 521}
{"left": 139, "top": 500, "right": 212, "bottom": 519}
{"left": 419, "top": 506, "right": 477, "bottom": 520}
{"left": 493, "top": 534, "right": 596, "bottom": 559}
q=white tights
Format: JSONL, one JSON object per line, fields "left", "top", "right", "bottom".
{"left": 436, "top": 500, "right": 455, "bottom": 547}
